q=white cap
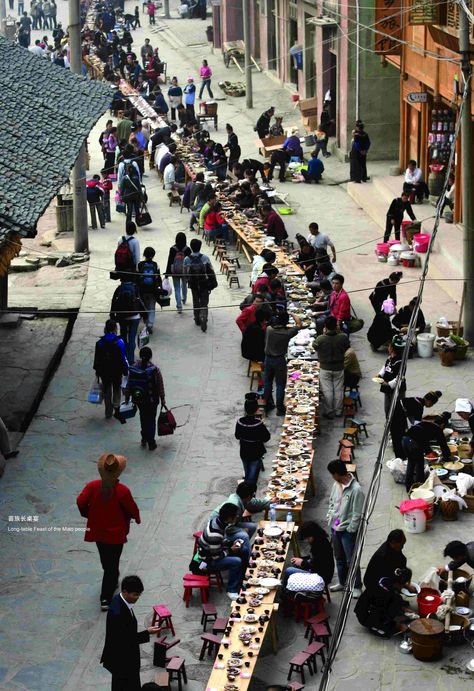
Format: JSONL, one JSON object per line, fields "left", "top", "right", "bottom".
{"left": 455, "top": 398, "right": 473, "bottom": 413}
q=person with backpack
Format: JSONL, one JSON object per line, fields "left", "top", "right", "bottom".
{"left": 137, "top": 247, "right": 161, "bottom": 334}
{"left": 115, "top": 221, "right": 140, "bottom": 277}
{"left": 110, "top": 279, "right": 147, "bottom": 366}
{"left": 93, "top": 320, "right": 129, "bottom": 422}
{"left": 118, "top": 145, "right": 142, "bottom": 223}
{"left": 183, "top": 238, "right": 218, "bottom": 332}
{"left": 165, "top": 232, "right": 191, "bottom": 314}
{"left": 126, "top": 347, "right": 165, "bottom": 450}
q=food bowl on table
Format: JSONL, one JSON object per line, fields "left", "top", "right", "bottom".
{"left": 263, "top": 526, "right": 283, "bottom": 537}
{"left": 443, "top": 427, "right": 454, "bottom": 438}
{"left": 439, "top": 569, "right": 473, "bottom": 593}
{"left": 259, "top": 577, "right": 281, "bottom": 589}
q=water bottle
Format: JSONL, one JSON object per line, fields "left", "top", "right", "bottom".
{"left": 286, "top": 511, "right": 293, "bottom": 529}
{"left": 269, "top": 505, "right": 276, "bottom": 526}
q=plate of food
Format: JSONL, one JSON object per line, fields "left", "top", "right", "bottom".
{"left": 244, "top": 613, "right": 258, "bottom": 623}
{"left": 264, "top": 526, "right": 283, "bottom": 537}
{"left": 277, "top": 490, "right": 297, "bottom": 501}
{"left": 227, "top": 658, "right": 243, "bottom": 668}
{"left": 372, "top": 376, "right": 384, "bottom": 384}
{"left": 253, "top": 587, "right": 270, "bottom": 595}
{"left": 247, "top": 577, "right": 261, "bottom": 586}
{"left": 259, "top": 577, "right": 281, "bottom": 589}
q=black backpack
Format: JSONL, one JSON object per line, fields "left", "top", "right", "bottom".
{"left": 110, "top": 283, "right": 140, "bottom": 320}
{"left": 120, "top": 163, "right": 141, "bottom": 200}
{"left": 187, "top": 253, "right": 208, "bottom": 289}
{"left": 94, "top": 336, "right": 126, "bottom": 377}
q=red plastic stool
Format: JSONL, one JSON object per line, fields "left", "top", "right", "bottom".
{"left": 192, "top": 531, "right": 203, "bottom": 557}
{"left": 182, "top": 574, "right": 209, "bottom": 608}
{"left": 294, "top": 596, "right": 325, "bottom": 623}
{"left": 152, "top": 604, "right": 175, "bottom": 636}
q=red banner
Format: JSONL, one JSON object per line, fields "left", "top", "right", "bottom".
{"left": 374, "top": 0, "right": 403, "bottom": 55}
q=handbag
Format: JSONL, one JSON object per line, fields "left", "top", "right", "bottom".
{"left": 156, "top": 287, "right": 171, "bottom": 308}
{"left": 348, "top": 305, "right": 364, "bottom": 333}
{"left": 137, "top": 203, "right": 152, "bottom": 227}
{"left": 286, "top": 572, "right": 325, "bottom": 593}
{"left": 116, "top": 201, "right": 126, "bottom": 214}
{"left": 88, "top": 378, "right": 103, "bottom": 404}
{"left": 138, "top": 326, "right": 149, "bottom": 348}
{"left": 157, "top": 405, "right": 177, "bottom": 436}
{"left": 119, "top": 401, "right": 137, "bottom": 419}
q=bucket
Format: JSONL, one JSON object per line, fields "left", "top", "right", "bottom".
{"left": 417, "top": 332, "right": 435, "bottom": 358}
{"left": 305, "top": 134, "right": 316, "bottom": 147}
{"left": 413, "top": 233, "right": 431, "bottom": 253}
{"left": 410, "top": 488, "right": 435, "bottom": 520}
{"left": 417, "top": 590, "right": 442, "bottom": 617}
{"left": 409, "top": 618, "right": 445, "bottom": 661}
{"left": 291, "top": 94, "right": 300, "bottom": 102}
{"left": 403, "top": 509, "right": 427, "bottom": 533}
{"left": 375, "top": 242, "right": 390, "bottom": 256}
{"left": 401, "top": 250, "right": 416, "bottom": 268}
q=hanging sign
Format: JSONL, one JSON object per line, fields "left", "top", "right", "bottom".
{"left": 407, "top": 92, "right": 429, "bottom": 103}
{"left": 374, "top": 0, "right": 402, "bottom": 55}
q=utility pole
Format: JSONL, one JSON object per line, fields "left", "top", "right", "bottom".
{"left": 243, "top": 0, "right": 253, "bottom": 109}
{"left": 459, "top": 3, "right": 474, "bottom": 344}
{"left": 0, "top": 0, "right": 6, "bottom": 37}
{"left": 163, "top": 0, "right": 170, "bottom": 19}
{"left": 68, "top": 0, "right": 89, "bottom": 253}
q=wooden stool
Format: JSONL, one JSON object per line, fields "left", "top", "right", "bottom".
{"left": 220, "top": 259, "right": 230, "bottom": 275}
{"left": 304, "top": 611, "right": 330, "bottom": 639}
{"left": 344, "top": 463, "right": 358, "bottom": 480}
{"left": 201, "top": 603, "right": 217, "bottom": 632}
{"left": 152, "top": 604, "right": 175, "bottom": 636}
{"left": 303, "top": 641, "right": 326, "bottom": 673}
{"left": 182, "top": 574, "right": 209, "bottom": 607}
{"left": 168, "top": 190, "right": 181, "bottom": 207}
{"left": 155, "top": 670, "right": 171, "bottom": 690}
{"left": 227, "top": 256, "right": 241, "bottom": 269}
{"left": 199, "top": 633, "right": 221, "bottom": 660}
{"left": 208, "top": 570, "right": 224, "bottom": 592}
{"left": 288, "top": 651, "right": 313, "bottom": 684}
{"left": 249, "top": 361, "right": 263, "bottom": 390}
{"left": 308, "top": 621, "right": 331, "bottom": 646}
{"left": 213, "top": 241, "right": 226, "bottom": 256}
{"left": 294, "top": 596, "right": 325, "bottom": 623}
{"left": 227, "top": 268, "right": 240, "bottom": 287}
{"left": 337, "top": 439, "right": 355, "bottom": 460}
{"left": 287, "top": 683, "right": 305, "bottom": 691}
{"left": 192, "top": 531, "right": 202, "bottom": 557}
{"left": 343, "top": 427, "right": 359, "bottom": 445}
{"left": 166, "top": 657, "right": 187, "bottom": 691}
{"left": 349, "top": 417, "right": 369, "bottom": 438}
{"left": 212, "top": 617, "right": 228, "bottom": 635}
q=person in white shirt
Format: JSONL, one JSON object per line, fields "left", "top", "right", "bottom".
{"left": 29, "top": 39, "right": 46, "bottom": 56}
{"left": 403, "top": 159, "right": 429, "bottom": 204}
{"left": 307, "top": 222, "right": 336, "bottom": 262}
{"left": 438, "top": 173, "right": 455, "bottom": 217}
{"left": 163, "top": 157, "right": 185, "bottom": 194}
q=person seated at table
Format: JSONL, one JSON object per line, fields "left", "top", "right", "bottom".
{"left": 268, "top": 279, "right": 287, "bottom": 312}
{"left": 251, "top": 249, "right": 276, "bottom": 286}
{"left": 367, "top": 298, "right": 399, "bottom": 351}
{"left": 236, "top": 293, "right": 269, "bottom": 332}
{"left": 282, "top": 521, "right": 334, "bottom": 588}
{"left": 294, "top": 234, "right": 317, "bottom": 281}
{"left": 177, "top": 103, "right": 196, "bottom": 133}
{"left": 233, "top": 181, "right": 254, "bottom": 208}
{"left": 163, "top": 156, "right": 185, "bottom": 195}
{"left": 282, "top": 128, "right": 303, "bottom": 160}
{"left": 195, "top": 503, "right": 249, "bottom": 600}
{"left": 344, "top": 346, "right": 361, "bottom": 389}
{"left": 210, "top": 482, "right": 270, "bottom": 542}
{"left": 403, "top": 160, "right": 429, "bottom": 204}
{"left": 260, "top": 204, "right": 288, "bottom": 245}
{"left": 253, "top": 263, "right": 279, "bottom": 295}
{"left": 354, "top": 567, "right": 418, "bottom": 638}
{"left": 241, "top": 310, "right": 267, "bottom": 364}
{"left": 301, "top": 151, "right": 324, "bottom": 184}
{"left": 200, "top": 196, "right": 230, "bottom": 243}
{"left": 363, "top": 530, "right": 408, "bottom": 591}
{"left": 392, "top": 296, "right": 426, "bottom": 334}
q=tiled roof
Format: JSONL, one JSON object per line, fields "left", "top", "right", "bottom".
{"left": 0, "top": 35, "right": 112, "bottom": 250}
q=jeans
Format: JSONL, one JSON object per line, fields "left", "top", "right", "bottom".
{"left": 103, "top": 193, "right": 111, "bottom": 222}
{"left": 263, "top": 355, "right": 287, "bottom": 411}
{"left": 211, "top": 555, "right": 244, "bottom": 593}
{"left": 118, "top": 318, "right": 140, "bottom": 366}
{"left": 100, "top": 376, "right": 122, "bottom": 417}
{"left": 207, "top": 224, "right": 229, "bottom": 242}
{"left": 332, "top": 530, "right": 362, "bottom": 588}
{"left": 138, "top": 402, "right": 158, "bottom": 444}
{"left": 88, "top": 201, "right": 105, "bottom": 229}
{"left": 402, "top": 436, "right": 425, "bottom": 493}
{"left": 96, "top": 542, "right": 124, "bottom": 603}
{"left": 199, "top": 78, "right": 213, "bottom": 99}
{"left": 142, "top": 292, "right": 156, "bottom": 328}
{"left": 242, "top": 459, "right": 261, "bottom": 484}
{"left": 173, "top": 276, "right": 188, "bottom": 310}
{"left": 319, "top": 368, "right": 344, "bottom": 417}
{"left": 191, "top": 286, "right": 209, "bottom": 326}
{"left": 314, "top": 138, "right": 329, "bottom": 157}
{"left": 125, "top": 197, "right": 141, "bottom": 223}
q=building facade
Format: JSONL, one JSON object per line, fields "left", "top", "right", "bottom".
{"left": 211, "top": 0, "right": 401, "bottom": 159}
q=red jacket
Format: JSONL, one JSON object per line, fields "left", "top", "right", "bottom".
{"left": 329, "top": 288, "right": 351, "bottom": 322}
{"left": 236, "top": 305, "right": 257, "bottom": 332}
{"left": 76, "top": 480, "right": 141, "bottom": 544}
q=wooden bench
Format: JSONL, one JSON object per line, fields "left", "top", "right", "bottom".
{"left": 248, "top": 360, "right": 263, "bottom": 390}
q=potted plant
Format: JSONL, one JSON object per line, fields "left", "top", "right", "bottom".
{"left": 450, "top": 333, "right": 470, "bottom": 360}
{"left": 436, "top": 337, "right": 457, "bottom": 366}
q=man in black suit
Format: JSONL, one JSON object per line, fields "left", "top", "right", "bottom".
{"left": 101, "top": 575, "right": 161, "bottom": 690}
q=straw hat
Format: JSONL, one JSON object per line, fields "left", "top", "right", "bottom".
{"left": 97, "top": 453, "right": 127, "bottom": 484}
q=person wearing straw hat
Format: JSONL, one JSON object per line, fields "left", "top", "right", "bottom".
{"left": 454, "top": 398, "right": 474, "bottom": 454}
{"left": 76, "top": 454, "right": 141, "bottom": 611}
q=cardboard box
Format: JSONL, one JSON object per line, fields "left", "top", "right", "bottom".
{"left": 302, "top": 115, "right": 319, "bottom": 133}
{"left": 299, "top": 96, "right": 318, "bottom": 117}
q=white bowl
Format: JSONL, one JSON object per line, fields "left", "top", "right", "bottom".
{"left": 263, "top": 526, "right": 283, "bottom": 537}
{"left": 443, "top": 428, "right": 454, "bottom": 438}
{"left": 259, "top": 577, "right": 281, "bottom": 589}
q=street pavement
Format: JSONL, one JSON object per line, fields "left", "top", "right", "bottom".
{"left": 0, "top": 3, "right": 473, "bottom": 689}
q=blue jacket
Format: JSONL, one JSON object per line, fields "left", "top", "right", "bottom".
{"left": 283, "top": 135, "right": 303, "bottom": 159}
{"left": 308, "top": 157, "right": 324, "bottom": 178}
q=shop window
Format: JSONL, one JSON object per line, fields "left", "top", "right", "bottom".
{"left": 428, "top": 104, "right": 456, "bottom": 165}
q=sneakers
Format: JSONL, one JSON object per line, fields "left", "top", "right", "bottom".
{"left": 140, "top": 439, "right": 147, "bottom": 448}
{"left": 201, "top": 321, "right": 207, "bottom": 332}
{"left": 227, "top": 592, "right": 239, "bottom": 601}
{"left": 329, "top": 583, "right": 345, "bottom": 592}
{"left": 148, "top": 441, "right": 157, "bottom": 451}
{"left": 5, "top": 450, "right": 19, "bottom": 459}
{"left": 100, "top": 599, "right": 109, "bottom": 611}
{"left": 352, "top": 588, "right": 362, "bottom": 599}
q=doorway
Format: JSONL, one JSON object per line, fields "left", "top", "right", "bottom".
{"left": 304, "top": 14, "right": 316, "bottom": 97}
{"left": 267, "top": 0, "right": 277, "bottom": 71}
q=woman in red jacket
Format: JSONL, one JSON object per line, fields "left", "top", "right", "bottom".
{"left": 77, "top": 453, "right": 141, "bottom": 610}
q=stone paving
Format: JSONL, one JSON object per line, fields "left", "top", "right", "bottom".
{"left": 0, "top": 3, "right": 473, "bottom": 690}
